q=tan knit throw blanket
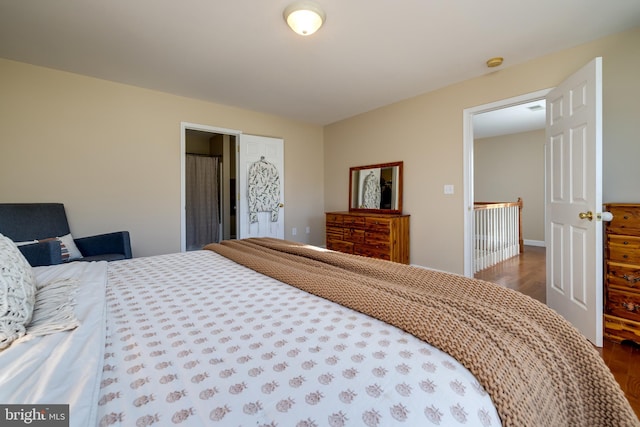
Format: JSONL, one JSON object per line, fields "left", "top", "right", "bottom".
{"left": 205, "top": 238, "right": 640, "bottom": 427}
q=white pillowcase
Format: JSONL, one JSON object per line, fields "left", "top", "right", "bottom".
{"left": 58, "top": 233, "right": 83, "bottom": 261}
{"left": 0, "top": 233, "right": 37, "bottom": 350}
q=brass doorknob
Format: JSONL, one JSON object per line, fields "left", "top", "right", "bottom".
{"left": 579, "top": 211, "right": 593, "bottom": 221}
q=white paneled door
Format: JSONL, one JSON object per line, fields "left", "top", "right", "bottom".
{"left": 238, "top": 134, "right": 284, "bottom": 239}
{"left": 545, "top": 57, "right": 603, "bottom": 346}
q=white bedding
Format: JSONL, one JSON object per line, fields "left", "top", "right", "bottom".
{"left": 0, "top": 261, "right": 108, "bottom": 427}
{"left": 97, "top": 251, "right": 499, "bottom": 426}
{"left": 0, "top": 250, "right": 501, "bottom": 427}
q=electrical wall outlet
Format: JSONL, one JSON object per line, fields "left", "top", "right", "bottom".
{"left": 305, "top": 226, "right": 310, "bottom": 234}
{"left": 292, "top": 227, "right": 297, "bottom": 236}
{"left": 444, "top": 184, "right": 454, "bottom": 195}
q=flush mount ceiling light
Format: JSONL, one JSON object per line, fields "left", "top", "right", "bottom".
{"left": 283, "top": 1, "right": 326, "bottom": 36}
{"left": 486, "top": 57, "right": 504, "bottom": 68}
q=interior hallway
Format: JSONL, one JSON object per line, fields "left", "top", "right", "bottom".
{"left": 474, "top": 246, "right": 640, "bottom": 419}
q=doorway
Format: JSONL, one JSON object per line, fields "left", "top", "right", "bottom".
{"left": 181, "top": 122, "right": 239, "bottom": 252}
{"left": 463, "top": 89, "right": 551, "bottom": 277}
{"left": 464, "top": 91, "right": 550, "bottom": 308}
{"left": 472, "top": 106, "right": 547, "bottom": 301}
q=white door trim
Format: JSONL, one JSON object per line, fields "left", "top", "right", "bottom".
{"left": 462, "top": 89, "right": 552, "bottom": 277}
{"left": 180, "top": 122, "right": 242, "bottom": 252}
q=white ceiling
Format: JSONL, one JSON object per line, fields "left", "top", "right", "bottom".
{"left": 473, "top": 100, "right": 546, "bottom": 139}
{"left": 1, "top": 1, "right": 638, "bottom": 126}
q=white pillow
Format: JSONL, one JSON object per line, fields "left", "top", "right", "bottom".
{"left": 58, "top": 233, "right": 83, "bottom": 261}
{"left": 0, "top": 233, "right": 37, "bottom": 350}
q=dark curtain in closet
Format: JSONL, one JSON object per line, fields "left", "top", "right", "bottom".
{"left": 186, "top": 154, "right": 220, "bottom": 250}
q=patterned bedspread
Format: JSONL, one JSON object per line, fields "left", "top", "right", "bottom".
{"left": 206, "top": 238, "right": 640, "bottom": 427}
{"left": 97, "top": 250, "right": 500, "bottom": 426}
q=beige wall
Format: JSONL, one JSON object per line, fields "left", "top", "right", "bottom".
{"left": 0, "top": 59, "right": 325, "bottom": 257}
{"left": 2, "top": 28, "right": 638, "bottom": 269}
{"left": 474, "top": 129, "right": 545, "bottom": 242}
{"left": 325, "top": 27, "right": 640, "bottom": 273}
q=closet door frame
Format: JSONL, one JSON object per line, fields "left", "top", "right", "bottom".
{"left": 180, "top": 122, "right": 241, "bottom": 252}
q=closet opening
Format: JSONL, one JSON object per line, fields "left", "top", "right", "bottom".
{"left": 181, "top": 123, "right": 239, "bottom": 251}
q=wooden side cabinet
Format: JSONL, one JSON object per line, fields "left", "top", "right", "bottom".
{"left": 326, "top": 211, "right": 410, "bottom": 264}
{"left": 604, "top": 203, "right": 640, "bottom": 344}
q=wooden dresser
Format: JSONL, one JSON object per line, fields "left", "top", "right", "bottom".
{"left": 325, "top": 211, "right": 410, "bottom": 264}
{"left": 604, "top": 203, "right": 640, "bottom": 344}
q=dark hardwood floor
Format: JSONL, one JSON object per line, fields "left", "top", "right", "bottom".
{"left": 474, "top": 246, "right": 640, "bottom": 419}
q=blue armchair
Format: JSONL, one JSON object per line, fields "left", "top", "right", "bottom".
{"left": 0, "top": 203, "right": 132, "bottom": 266}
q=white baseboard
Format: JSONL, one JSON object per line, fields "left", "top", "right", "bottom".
{"left": 524, "top": 239, "right": 545, "bottom": 247}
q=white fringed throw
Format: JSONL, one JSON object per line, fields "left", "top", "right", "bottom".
{"left": 18, "top": 278, "right": 80, "bottom": 341}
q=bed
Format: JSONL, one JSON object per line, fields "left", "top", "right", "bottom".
{"left": 1, "top": 236, "right": 638, "bottom": 427}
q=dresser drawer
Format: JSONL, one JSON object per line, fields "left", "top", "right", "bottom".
{"left": 355, "top": 244, "right": 391, "bottom": 260}
{"left": 365, "top": 231, "right": 392, "bottom": 246}
{"left": 607, "top": 235, "right": 640, "bottom": 264}
{"left": 325, "top": 223, "right": 344, "bottom": 239}
{"left": 343, "top": 215, "right": 365, "bottom": 228}
{"left": 362, "top": 239, "right": 390, "bottom": 251}
{"left": 327, "top": 239, "right": 353, "bottom": 254}
{"left": 326, "top": 213, "right": 344, "bottom": 227}
{"left": 365, "top": 216, "right": 392, "bottom": 233}
{"left": 607, "top": 262, "right": 640, "bottom": 291}
{"left": 604, "top": 314, "right": 640, "bottom": 344}
{"left": 344, "top": 228, "right": 364, "bottom": 243}
{"left": 606, "top": 288, "right": 640, "bottom": 323}
{"left": 606, "top": 205, "right": 640, "bottom": 235}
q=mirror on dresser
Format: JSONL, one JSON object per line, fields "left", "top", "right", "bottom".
{"left": 349, "top": 161, "right": 403, "bottom": 214}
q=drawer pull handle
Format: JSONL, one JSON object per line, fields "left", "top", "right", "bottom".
{"left": 621, "top": 302, "right": 640, "bottom": 313}
{"left": 624, "top": 216, "right": 629, "bottom": 220}
{"left": 622, "top": 274, "right": 640, "bottom": 284}
{"left": 623, "top": 241, "right": 629, "bottom": 245}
